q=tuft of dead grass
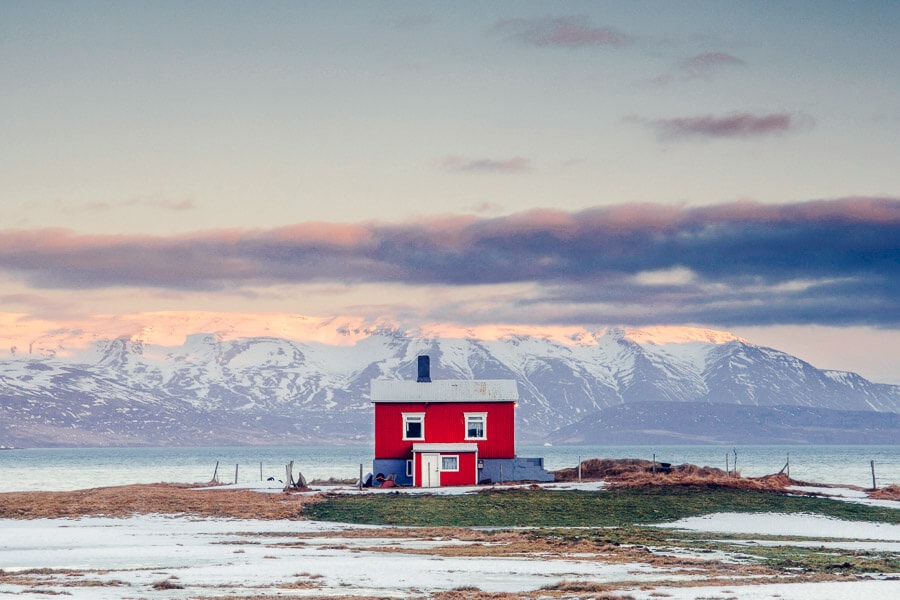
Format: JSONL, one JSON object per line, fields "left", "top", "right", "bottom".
{"left": 151, "top": 577, "right": 184, "bottom": 590}
{"left": 554, "top": 458, "right": 797, "bottom": 493}
{"left": 430, "top": 590, "right": 528, "bottom": 600}
{"left": 0, "top": 483, "right": 313, "bottom": 519}
{"left": 869, "top": 484, "right": 900, "bottom": 500}
{"left": 541, "top": 579, "right": 635, "bottom": 596}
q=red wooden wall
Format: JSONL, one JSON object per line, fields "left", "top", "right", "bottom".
{"left": 374, "top": 402, "right": 515, "bottom": 459}
{"left": 415, "top": 451, "right": 477, "bottom": 486}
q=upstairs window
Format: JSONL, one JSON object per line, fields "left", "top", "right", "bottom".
{"left": 402, "top": 413, "right": 425, "bottom": 440}
{"left": 464, "top": 413, "right": 487, "bottom": 440}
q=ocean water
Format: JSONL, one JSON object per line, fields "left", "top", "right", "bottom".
{"left": 0, "top": 444, "right": 896, "bottom": 493}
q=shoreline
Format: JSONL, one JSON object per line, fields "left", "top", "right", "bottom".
{"left": 3, "top": 445, "right": 898, "bottom": 495}
{"left": 1, "top": 461, "right": 898, "bottom": 521}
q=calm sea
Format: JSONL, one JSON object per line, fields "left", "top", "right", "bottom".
{"left": 0, "top": 445, "right": 896, "bottom": 493}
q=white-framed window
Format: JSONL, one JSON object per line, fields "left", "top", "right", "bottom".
{"left": 464, "top": 412, "right": 487, "bottom": 440}
{"left": 441, "top": 455, "right": 459, "bottom": 471}
{"left": 405, "top": 459, "right": 413, "bottom": 478}
{"left": 402, "top": 412, "right": 425, "bottom": 440}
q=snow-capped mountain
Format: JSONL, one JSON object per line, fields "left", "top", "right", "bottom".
{"left": 0, "top": 312, "right": 897, "bottom": 447}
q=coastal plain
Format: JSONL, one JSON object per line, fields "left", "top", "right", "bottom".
{"left": 1, "top": 464, "right": 898, "bottom": 599}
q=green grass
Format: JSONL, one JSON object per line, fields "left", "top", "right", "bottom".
{"left": 301, "top": 485, "right": 900, "bottom": 577}
{"left": 302, "top": 484, "right": 900, "bottom": 527}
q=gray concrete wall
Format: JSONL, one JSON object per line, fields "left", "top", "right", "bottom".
{"left": 479, "top": 457, "right": 554, "bottom": 483}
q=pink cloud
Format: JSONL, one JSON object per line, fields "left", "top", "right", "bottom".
{"left": 494, "top": 15, "right": 629, "bottom": 48}
{"left": 478, "top": 208, "right": 580, "bottom": 239}
{"left": 578, "top": 203, "right": 685, "bottom": 230}
{"left": 631, "top": 112, "right": 811, "bottom": 140}
{"left": 0, "top": 197, "right": 897, "bottom": 334}
{"left": 79, "top": 197, "right": 196, "bottom": 213}
{"left": 269, "top": 223, "right": 373, "bottom": 247}
{"left": 683, "top": 52, "right": 745, "bottom": 69}
{"left": 151, "top": 198, "right": 195, "bottom": 211}
{"left": 698, "top": 197, "right": 900, "bottom": 225}
{"left": 652, "top": 52, "right": 747, "bottom": 84}
{"left": 439, "top": 156, "right": 533, "bottom": 173}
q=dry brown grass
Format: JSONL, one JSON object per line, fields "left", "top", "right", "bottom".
{"left": 0, "top": 483, "right": 313, "bottom": 519}
{"left": 553, "top": 458, "right": 795, "bottom": 493}
{"left": 870, "top": 484, "right": 900, "bottom": 500}
{"left": 431, "top": 590, "right": 525, "bottom": 600}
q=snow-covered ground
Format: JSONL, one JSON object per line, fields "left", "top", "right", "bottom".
{"left": 0, "top": 514, "right": 676, "bottom": 598}
{"left": 627, "top": 580, "right": 899, "bottom": 600}
{"left": 1, "top": 481, "right": 898, "bottom": 599}
{"left": 1, "top": 509, "right": 898, "bottom": 599}
{"left": 661, "top": 512, "right": 900, "bottom": 549}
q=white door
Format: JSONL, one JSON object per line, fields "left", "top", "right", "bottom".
{"left": 421, "top": 453, "right": 440, "bottom": 487}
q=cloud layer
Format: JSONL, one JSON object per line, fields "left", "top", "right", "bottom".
{"left": 439, "top": 156, "right": 533, "bottom": 173}
{"left": 1, "top": 198, "right": 897, "bottom": 327}
{"left": 655, "top": 52, "right": 747, "bottom": 84}
{"left": 630, "top": 112, "right": 810, "bottom": 140}
{"left": 494, "top": 15, "right": 630, "bottom": 48}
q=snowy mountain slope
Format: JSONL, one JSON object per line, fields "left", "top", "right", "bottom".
{"left": 0, "top": 314, "right": 898, "bottom": 447}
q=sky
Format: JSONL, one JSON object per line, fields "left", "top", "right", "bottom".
{"left": 1, "top": 1, "right": 899, "bottom": 383}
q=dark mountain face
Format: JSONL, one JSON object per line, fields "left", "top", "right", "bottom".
{"left": 548, "top": 401, "right": 900, "bottom": 446}
{"left": 1, "top": 324, "right": 897, "bottom": 447}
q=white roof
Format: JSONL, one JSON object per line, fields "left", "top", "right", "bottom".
{"left": 412, "top": 443, "right": 479, "bottom": 453}
{"left": 370, "top": 379, "right": 518, "bottom": 403}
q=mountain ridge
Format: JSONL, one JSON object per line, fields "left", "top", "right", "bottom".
{"left": 1, "top": 312, "right": 897, "bottom": 447}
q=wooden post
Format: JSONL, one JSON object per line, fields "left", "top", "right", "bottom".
{"left": 359, "top": 464, "right": 363, "bottom": 491}
{"left": 260, "top": 462, "right": 263, "bottom": 481}
{"left": 652, "top": 453, "right": 656, "bottom": 475}
{"left": 871, "top": 460, "right": 877, "bottom": 491}
{"left": 577, "top": 455, "right": 582, "bottom": 482}
{"left": 778, "top": 453, "right": 790, "bottom": 477}
{"left": 212, "top": 460, "right": 219, "bottom": 483}
{"left": 234, "top": 464, "right": 239, "bottom": 484}
{"left": 725, "top": 453, "right": 729, "bottom": 475}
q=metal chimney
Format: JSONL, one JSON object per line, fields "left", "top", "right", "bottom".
{"left": 417, "top": 355, "right": 431, "bottom": 383}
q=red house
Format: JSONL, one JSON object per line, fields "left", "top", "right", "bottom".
{"left": 370, "top": 356, "right": 553, "bottom": 487}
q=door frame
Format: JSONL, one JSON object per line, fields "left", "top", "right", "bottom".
{"left": 420, "top": 453, "right": 440, "bottom": 487}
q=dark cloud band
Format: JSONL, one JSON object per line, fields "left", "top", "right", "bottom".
{"left": 1, "top": 197, "right": 897, "bottom": 327}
